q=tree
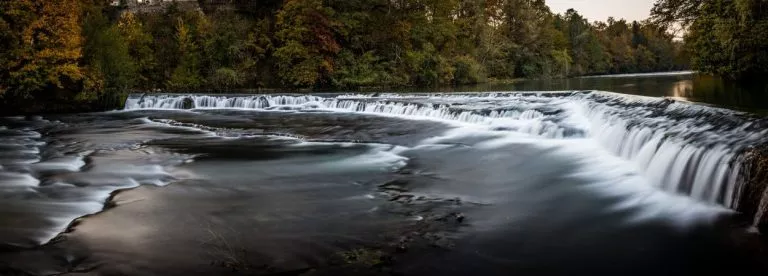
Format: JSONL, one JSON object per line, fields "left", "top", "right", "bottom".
{"left": 557, "top": 9, "right": 610, "bottom": 75}
{"left": 550, "top": 49, "right": 572, "bottom": 77}
{"left": 209, "top": 67, "right": 242, "bottom": 89}
{"left": 118, "top": 12, "right": 156, "bottom": 89}
{"left": 82, "top": 2, "right": 137, "bottom": 100}
{"left": 168, "top": 17, "right": 204, "bottom": 89}
{"left": 0, "top": 0, "right": 694, "bottom": 112}
{"left": 200, "top": 13, "right": 270, "bottom": 88}
{"left": 652, "top": 0, "right": 768, "bottom": 79}
{"left": 651, "top": 0, "right": 704, "bottom": 28}
{"left": 0, "top": 0, "right": 86, "bottom": 98}
{"left": 498, "top": 0, "right": 553, "bottom": 78}
{"left": 274, "top": 0, "right": 341, "bottom": 87}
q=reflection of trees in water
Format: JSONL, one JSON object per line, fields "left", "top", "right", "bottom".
{"left": 396, "top": 74, "right": 768, "bottom": 111}
{"left": 684, "top": 75, "right": 768, "bottom": 111}
{"left": 670, "top": 80, "right": 694, "bottom": 99}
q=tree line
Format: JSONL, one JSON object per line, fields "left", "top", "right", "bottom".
{"left": 652, "top": 0, "right": 768, "bottom": 80}
{"left": 1, "top": 0, "right": 690, "bottom": 112}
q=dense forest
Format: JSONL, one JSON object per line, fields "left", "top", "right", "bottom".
{"left": 652, "top": 0, "right": 768, "bottom": 80}
{"left": 0, "top": 0, "right": 758, "bottom": 113}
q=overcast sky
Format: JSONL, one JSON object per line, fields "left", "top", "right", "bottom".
{"left": 546, "top": 0, "right": 656, "bottom": 22}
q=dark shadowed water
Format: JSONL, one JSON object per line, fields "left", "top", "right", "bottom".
{"left": 1, "top": 73, "right": 768, "bottom": 276}
{"left": 413, "top": 72, "right": 768, "bottom": 112}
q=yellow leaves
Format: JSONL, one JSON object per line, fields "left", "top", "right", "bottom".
{"left": 320, "top": 58, "right": 334, "bottom": 73}
{"left": 118, "top": 12, "right": 143, "bottom": 42}
{"left": 118, "top": 12, "right": 139, "bottom": 30}
{"left": 78, "top": 68, "right": 105, "bottom": 101}
{"left": 1, "top": 0, "right": 86, "bottom": 94}
{"left": 190, "top": 10, "right": 213, "bottom": 35}
{"left": 175, "top": 18, "right": 193, "bottom": 53}
{"left": 53, "top": 64, "right": 85, "bottom": 87}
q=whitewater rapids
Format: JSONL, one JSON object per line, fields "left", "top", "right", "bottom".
{"left": 125, "top": 91, "right": 768, "bottom": 209}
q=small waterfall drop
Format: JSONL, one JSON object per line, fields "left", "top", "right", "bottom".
{"left": 123, "top": 92, "right": 768, "bottom": 209}
{"left": 580, "top": 93, "right": 767, "bottom": 208}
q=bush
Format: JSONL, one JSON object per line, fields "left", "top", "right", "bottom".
{"left": 404, "top": 45, "right": 456, "bottom": 86}
{"left": 331, "top": 50, "right": 382, "bottom": 88}
{"left": 209, "top": 67, "right": 242, "bottom": 89}
{"left": 452, "top": 55, "right": 486, "bottom": 84}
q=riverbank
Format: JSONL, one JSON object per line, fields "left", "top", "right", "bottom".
{"left": 0, "top": 93, "right": 127, "bottom": 116}
{"left": 0, "top": 71, "right": 707, "bottom": 116}
{"left": 0, "top": 78, "right": 529, "bottom": 116}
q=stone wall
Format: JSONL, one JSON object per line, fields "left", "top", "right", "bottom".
{"left": 121, "top": 0, "right": 201, "bottom": 14}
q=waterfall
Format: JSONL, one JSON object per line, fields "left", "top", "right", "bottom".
{"left": 580, "top": 92, "right": 766, "bottom": 208}
{"left": 125, "top": 93, "right": 582, "bottom": 138}
{"left": 123, "top": 92, "right": 768, "bottom": 209}
{"left": 125, "top": 94, "right": 324, "bottom": 109}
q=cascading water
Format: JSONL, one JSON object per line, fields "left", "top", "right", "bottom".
{"left": 579, "top": 92, "right": 767, "bottom": 208}
{"left": 125, "top": 94, "right": 325, "bottom": 110}
{"left": 123, "top": 92, "right": 768, "bottom": 210}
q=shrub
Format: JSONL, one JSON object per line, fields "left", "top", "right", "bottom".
{"left": 209, "top": 67, "right": 242, "bottom": 89}
{"left": 452, "top": 55, "right": 486, "bottom": 84}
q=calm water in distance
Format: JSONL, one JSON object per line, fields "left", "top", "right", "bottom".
{"left": 383, "top": 72, "right": 768, "bottom": 113}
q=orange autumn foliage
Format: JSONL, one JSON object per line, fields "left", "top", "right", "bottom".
{"left": 0, "top": 0, "right": 86, "bottom": 97}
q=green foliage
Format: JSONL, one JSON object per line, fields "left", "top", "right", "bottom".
{"left": 653, "top": 0, "right": 768, "bottom": 79}
{"left": 332, "top": 50, "right": 385, "bottom": 88}
{"left": 168, "top": 18, "right": 203, "bottom": 90}
{"left": 557, "top": 9, "right": 613, "bottom": 75}
{"left": 209, "top": 68, "right": 242, "bottom": 89}
{"left": 404, "top": 47, "right": 455, "bottom": 86}
{"left": 82, "top": 3, "right": 137, "bottom": 99}
{"left": 118, "top": 12, "right": 156, "bottom": 89}
{"left": 274, "top": 0, "right": 341, "bottom": 87}
{"left": 201, "top": 14, "right": 268, "bottom": 88}
{"left": 550, "top": 49, "right": 573, "bottom": 77}
{"left": 0, "top": 0, "right": 695, "bottom": 113}
{"left": 453, "top": 55, "right": 486, "bottom": 85}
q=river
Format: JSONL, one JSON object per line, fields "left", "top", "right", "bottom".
{"left": 0, "top": 72, "right": 767, "bottom": 275}
{"left": 403, "top": 71, "right": 768, "bottom": 112}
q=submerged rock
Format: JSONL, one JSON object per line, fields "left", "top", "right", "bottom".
{"left": 181, "top": 97, "right": 195, "bottom": 109}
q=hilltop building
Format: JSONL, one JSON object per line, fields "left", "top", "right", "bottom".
{"left": 110, "top": 0, "right": 201, "bottom": 13}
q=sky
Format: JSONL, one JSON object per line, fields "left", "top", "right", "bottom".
{"left": 546, "top": 0, "right": 656, "bottom": 23}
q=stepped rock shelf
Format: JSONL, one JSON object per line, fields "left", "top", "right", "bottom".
{"left": 1, "top": 90, "right": 767, "bottom": 275}
{"left": 127, "top": 91, "right": 768, "bottom": 230}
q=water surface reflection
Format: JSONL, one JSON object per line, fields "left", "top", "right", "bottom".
{"left": 385, "top": 72, "right": 768, "bottom": 112}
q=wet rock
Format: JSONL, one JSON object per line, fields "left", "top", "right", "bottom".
{"left": 755, "top": 191, "right": 768, "bottom": 233}
{"left": 736, "top": 145, "right": 768, "bottom": 234}
{"left": 394, "top": 236, "right": 411, "bottom": 253}
{"left": 390, "top": 194, "right": 415, "bottom": 203}
{"left": 181, "top": 97, "right": 195, "bottom": 109}
{"left": 380, "top": 185, "right": 408, "bottom": 193}
{"left": 331, "top": 248, "right": 390, "bottom": 270}
{"left": 454, "top": 213, "right": 465, "bottom": 223}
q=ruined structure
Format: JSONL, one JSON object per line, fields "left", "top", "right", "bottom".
{"left": 111, "top": 0, "right": 201, "bottom": 13}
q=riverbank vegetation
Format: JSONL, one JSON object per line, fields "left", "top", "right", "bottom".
{"left": 0, "top": 0, "right": 746, "bottom": 113}
{"left": 651, "top": 0, "right": 768, "bottom": 80}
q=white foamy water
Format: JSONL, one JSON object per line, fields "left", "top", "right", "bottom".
{"left": 124, "top": 92, "right": 768, "bottom": 209}
{"left": 580, "top": 71, "right": 696, "bottom": 78}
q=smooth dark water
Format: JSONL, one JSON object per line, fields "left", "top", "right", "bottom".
{"left": 1, "top": 73, "right": 768, "bottom": 276}
{"left": 399, "top": 72, "right": 768, "bottom": 112}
